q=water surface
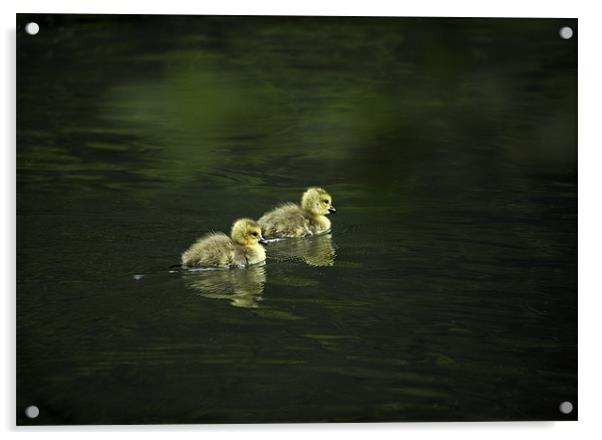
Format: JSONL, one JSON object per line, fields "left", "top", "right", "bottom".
{"left": 17, "top": 15, "right": 577, "bottom": 424}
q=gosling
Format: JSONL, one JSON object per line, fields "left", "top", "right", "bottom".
{"left": 258, "top": 187, "right": 336, "bottom": 238}
{"left": 181, "top": 218, "right": 268, "bottom": 268}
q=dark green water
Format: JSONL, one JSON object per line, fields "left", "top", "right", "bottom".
{"left": 17, "top": 15, "right": 577, "bottom": 424}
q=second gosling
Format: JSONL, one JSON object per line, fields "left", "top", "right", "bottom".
{"left": 181, "top": 218, "right": 267, "bottom": 268}
{"left": 258, "top": 187, "right": 336, "bottom": 238}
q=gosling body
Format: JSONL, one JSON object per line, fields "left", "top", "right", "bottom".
{"left": 181, "top": 219, "right": 267, "bottom": 268}
{"left": 258, "top": 187, "right": 336, "bottom": 238}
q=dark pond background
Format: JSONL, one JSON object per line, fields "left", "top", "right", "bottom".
{"left": 17, "top": 15, "right": 577, "bottom": 424}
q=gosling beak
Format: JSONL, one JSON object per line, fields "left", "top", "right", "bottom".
{"left": 258, "top": 238, "right": 268, "bottom": 245}
{"left": 328, "top": 206, "right": 337, "bottom": 214}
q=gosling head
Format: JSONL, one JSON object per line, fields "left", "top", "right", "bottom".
{"left": 231, "top": 218, "right": 268, "bottom": 247}
{"left": 301, "top": 187, "right": 336, "bottom": 216}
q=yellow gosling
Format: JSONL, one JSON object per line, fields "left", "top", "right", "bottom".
{"left": 181, "top": 218, "right": 267, "bottom": 268}
{"left": 258, "top": 187, "right": 336, "bottom": 238}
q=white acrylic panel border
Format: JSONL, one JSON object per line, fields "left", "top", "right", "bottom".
{"left": 3, "top": 0, "right": 601, "bottom": 438}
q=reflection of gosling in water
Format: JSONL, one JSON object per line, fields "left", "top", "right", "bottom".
{"left": 183, "top": 265, "right": 266, "bottom": 308}
{"left": 269, "top": 233, "right": 336, "bottom": 267}
{"left": 258, "top": 187, "right": 336, "bottom": 238}
{"left": 181, "top": 218, "right": 268, "bottom": 268}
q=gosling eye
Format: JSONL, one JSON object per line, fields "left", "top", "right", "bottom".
{"left": 251, "top": 232, "right": 259, "bottom": 237}
{"left": 323, "top": 199, "right": 329, "bottom": 204}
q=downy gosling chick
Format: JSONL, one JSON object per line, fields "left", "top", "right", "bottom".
{"left": 258, "top": 187, "right": 336, "bottom": 238}
{"left": 181, "top": 218, "right": 267, "bottom": 268}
